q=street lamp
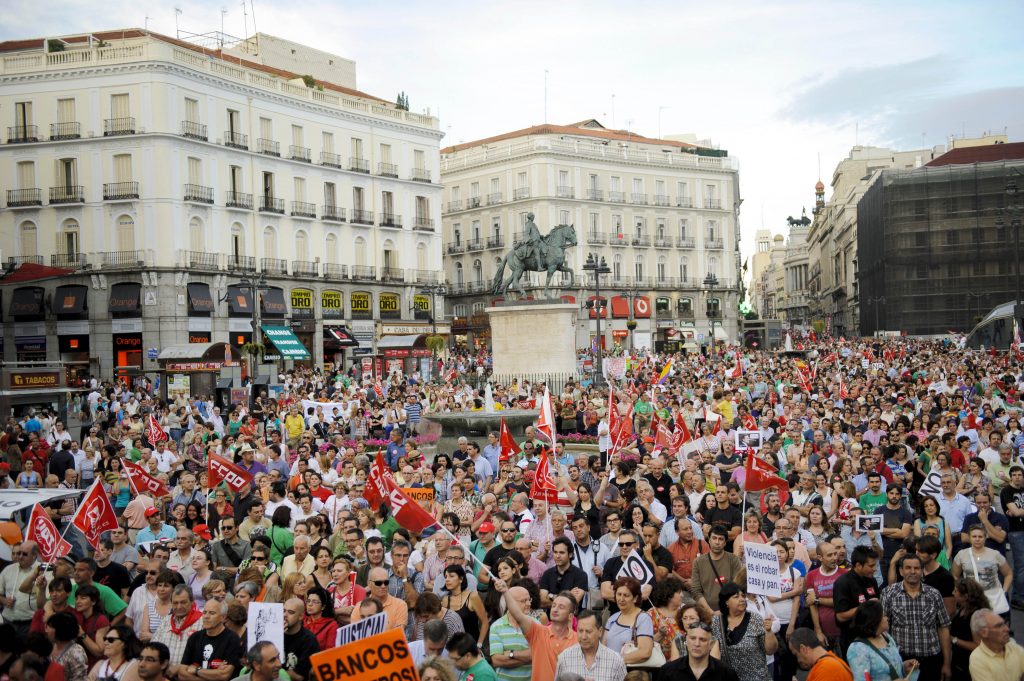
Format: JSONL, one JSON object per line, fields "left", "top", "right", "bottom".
{"left": 703, "top": 273, "right": 719, "bottom": 350}
{"left": 419, "top": 283, "right": 448, "bottom": 377}
{"left": 232, "top": 272, "right": 270, "bottom": 403}
{"left": 867, "top": 295, "right": 886, "bottom": 336}
{"left": 583, "top": 253, "right": 611, "bottom": 386}
{"left": 621, "top": 289, "right": 638, "bottom": 352}
{"left": 1002, "top": 174, "right": 1023, "bottom": 332}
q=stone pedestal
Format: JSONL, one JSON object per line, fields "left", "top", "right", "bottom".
{"left": 487, "top": 302, "right": 578, "bottom": 377}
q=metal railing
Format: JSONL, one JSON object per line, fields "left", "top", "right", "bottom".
{"left": 322, "top": 205, "right": 346, "bottom": 222}
{"left": 378, "top": 162, "right": 398, "bottom": 177}
{"left": 103, "top": 117, "right": 135, "bottom": 136}
{"left": 323, "top": 263, "right": 348, "bottom": 280}
{"left": 446, "top": 200, "right": 463, "bottom": 212}
{"left": 351, "top": 265, "right": 376, "bottom": 280}
{"left": 349, "top": 157, "right": 370, "bottom": 173}
{"left": 412, "top": 167, "right": 431, "bottom": 182}
{"left": 183, "top": 184, "right": 213, "bottom": 203}
{"left": 631, "top": 192, "right": 648, "bottom": 204}
{"left": 226, "top": 191, "right": 253, "bottom": 209}
{"left": 446, "top": 242, "right": 465, "bottom": 254}
{"left": 676, "top": 237, "right": 695, "bottom": 248}
{"left": 653, "top": 194, "right": 670, "bottom": 206}
{"left": 228, "top": 255, "right": 256, "bottom": 272}
{"left": 414, "top": 270, "right": 438, "bottom": 284}
{"left": 7, "top": 125, "right": 39, "bottom": 143}
{"left": 290, "top": 200, "right": 316, "bottom": 218}
{"left": 586, "top": 188, "right": 604, "bottom": 201}
{"left": 320, "top": 151, "right": 342, "bottom": 168}
{"left": 513, "top": 187, "right": 530, "bottom": 200}
{"left": 413, "top": 217, "right": 435, "bottom": 231}
{"left": 257, "top": 138, "right": 280, "bottom": 156}
{"left": 557, "top": 185, "right": 575, "bottom": 198}
{"left": 260, "top": 258, "right": 287, "bottom": 275}
{"left": 380, "top": 213, "right": 402, "bottom": 228}
{"left": 609, "top": 190, "right": 625, "bottom": 202}
{"left": 381, "top": 267, "right": 405, "bottom": 282}
{"left": 587, "top": 231, "right": 607, "bottom": 245}
{"left": 8, "top": 255, "right": 43, "bottom": 265}
{"left": 7, "top": 188, "right": 41, "bottom": 207}
{"left": 653, "top": 276, "right": 675, "bottom": 288}
{"left": 289, "top": 145, "right": 311, "bottom": 162}
{"left": 351, "top": 209, "right": 374, "bottom": 224}
{"left": 654, "top": 237, "right": 672, "bottom": 248}
{"left": 706, "top": 239, "right": 724, "bottom": 249}
{"left": 98, "top": 250, "right": 145, "bottom": 267}
{"left": 467, "top": 197, "right": 481, "bottom": 208}
{"left": 103, "top": 181, "right": 139, "bottom": 200}
{"left": 224, "top": 130, "right": 248, "bottom": 149}
{"left": 186, "top": 251, "right": 219, "bottom": 269}
{"left": 50, "top": 185, "right": 84, "bottom": 204}
{"left": 51, "top": 253, "right": 86, "bottom": 268}
{"left": 50, "top": 122, "right": 80, "bottom": 140}
{"left": 448, "top": 282, "right": 466, "bottom": 295}
{"left": 704, "top": 199, "right": 722, "bottom": 209}
{"left": 677, "top": 197, "right": 693, "bottom": 208}
{"left": 467, "top": 239, "right": 484, "bottom": 251}
{"left": 609, "top": 233, "right": 629, "bottom": 247}
{"left": 292, "top": 260, "right": 318, "bottom": 276}
{"left": 181, "top": 120, "right": 207, "bottom": 140}
{"left": 259, "top": 196, "right": 285, "bottom": 213}
{"left": 632, "top": 235, "right": 651, "bottom": 247}
{"left": 486, "top": 235, "right": 505, "bottom": 248}
{"left": 487, "top": 191, "right": 503, "bottom": 205}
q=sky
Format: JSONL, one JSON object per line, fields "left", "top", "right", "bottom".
{"left": 5, "top": 0, "right": 1024, "bottom": 263}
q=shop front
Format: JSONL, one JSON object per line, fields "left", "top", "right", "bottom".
{"left": 320, "top": 289, "right": 355, "bottom": 369}
{"left": 289, "top": 288, "right": 315, "bottom": 365}
{"left": 377, "top": 334, "right": 432, "bottom": 377}
{"left": 158, "top": 342, "right": 241, "bottom": 401}
{"left": 259, "top": 288, "right": 287, "bottom": 361}
{"left": 0, "top": 366, "right": 80, "bottom": 423}
{"left": 226, "top": 284, "right": 255, "bottom": 350}
{"left": 109, "top": 282, "right": 143, "bottom": 379}
{"left": 54, "top": 284, "right": 90, "bottom": 384}
{"left": 10, "top": 287, "right": 47, "bottom": 362}
{"left": 187, "top": 283, "right": 215, "bottom": 343}
{"left": 261, "top": 325, "right": 311, "bottom": 363}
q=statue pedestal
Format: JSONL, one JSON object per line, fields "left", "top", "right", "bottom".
{"left": 487, "top": 302, "right": 578, "bottom": 378}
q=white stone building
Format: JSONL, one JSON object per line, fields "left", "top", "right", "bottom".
{"left": 0, "top": 29, "right": 444, "bottom": 382}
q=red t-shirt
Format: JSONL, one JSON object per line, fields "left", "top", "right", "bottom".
{"left": 30, "top": 606, "right": 84, "bottom": 634}
{"left": 805, "top": 566, "right": 847, "bottom": 638}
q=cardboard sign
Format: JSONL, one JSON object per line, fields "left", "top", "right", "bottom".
{"left": 335, "top": 612, "right": 389, "bottom": 646}
{"left": 918, "top": 469, "right": 944, "bottom": 501}
{"left": 735, "top": 430, "right": 763, "bottom": 451}
{"left": 314, "top": 626, "right": 417, "bottom": 681}
{"left": 743, "top": 542, "right": 781, "bottom": 597}
{"left": 616, "top": 549, "right": 655, "bottom": 586}
{"left": 856, "top": 515, "right": 883, "bottom": 532}
{"left": 401, "top": 487, "right": 435, "bottom": 503}
{"left": 247, "top": 602, "right": 284, "bottom": 662}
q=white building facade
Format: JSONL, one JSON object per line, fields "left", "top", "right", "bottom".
{"left": 440, "top": 120, "right": 742, "bottom": 353}
{"left": 0, "top": 30, "right": 444, "bottom": 380}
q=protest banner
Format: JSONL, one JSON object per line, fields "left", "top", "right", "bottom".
{"left": 313, "top": 626, "right": 418, "bottom": 681}
{"left": 402, "top": 487, "right": 435, "bottom": 503}
{"left": 247, "top": 602, "right": 284, "bottom": 662}
{"left": 743, "top": 542, "right": 781, "bottom": 597}
{"left": 616, "top": 549, "right": 655, "bottom": 587}
{"left": 335, "top": 612, "right": 388, "bottom": 646}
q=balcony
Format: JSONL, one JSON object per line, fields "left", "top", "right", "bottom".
{"left": 557, "top": 185, "right": 575, "bottom": 199}
{"left": 257, "top": 138, "right": 280, "bottom": 156}
{"left": 181, "top": 120, "right": 208, "bottom": 141}
{"left": 349, "top": 157, "right": 370, "bottom": 173}
{"left": 446, "top": 242, "right": 465, "bottom": 255}
{"left": 50, "top": 122, "right": 80, "bottom": 140}
{"left": 467, "top": 239, "right": 484, "bottom": 251}
{"left": 378, "top": 162, "right": 398, "bottom": 177}
{"left": 228, "top": 255, "right": 256, "bottom": 272}
{"left": 226, "top": 191, "right": 253, "bottom": 210}
{"left": 292, "top": 260, "right": 318, "bottom": 276}
{"left": 322, "top": 205, "right": 346, "bottom": 222}
{"left": 609, "top": 190, "right": 625, "bottom": 202}
{"left": 487, "top": 191, "right": 503, "bottom": 205}
{"left": 103, "top": 117, "right": 135, "bottom": 136}
{"left": 610, "top": 233, "right": 629, "bottom": 247}
{"left": 654, "top": 194, "right": 670, "bottom": 207}
{"left": 50, "top": 185, "right": 84, "bottom": 204}
{"left": 351, "top": 265, "right": 376, "bottom": 281}
{"left": 323, "top": 263, "right": 348, "bottom": 280}
{"left": 631, "top": 192, "right": 648, "bottom": 205}
{"left": 291, "top": 200, "right": 316, "bottom": 218}
{"left": 7, "top": 188, "right": 42, "bottom": 207}
{"left": 98, "top": 250, "right": 145, "bottom": 268}
{"left": 381, "top": 267, "right": 405, "bottom": 283}
{"left": 413, "top": 217, "right": 435, "bottom": 231}
{"left": 414, "top": 269, "right": 438, "bottom": 284}
{"left": 261, "top": 258, "right": 287, "bottom": 275}
{"left": 632, "top": 235, "right": 651, "bottom": 247}
{"left": 653, "top": 277, "right": 675, "bottom": 289}
{"left": 587, "top": 231, "right": 607, "bottom": 245}
{"left": 7, "top": 125, "right": 39, "bottom": 143}
{"left": 183, "top": 184, "right": 213, "bottom": 204}
{"left": 351, "top": 209, "right": 374, "bottom": 225}
{"left": 676, "top": 197, "right": 693, "bottom": 208}
{"left": 185, "top": 251, "right": 219, "bottom": 270}
{"left": 448, "top": 283, "right": 465, "bottom": 295}
{"left": 7, "top": 256, "right": 42, "bottom": 266}
{"left": 654, "top": 237, "right": 672, "bottom": 249}
{"left": 259, "top": 196, "right": 285, "bottom": 214}
{"left": 586, "top": 188, "right": 604, "bottom": 201}
{"left": 468, "top": 281, "right": 488, "bottom": 293}
{"left": 467, "top": 197, "right": 482, "bottom": 209}
{"left": 704, "top": 198, "right": 722, "bottom": 210}
{"left": 676, "top": 236, "right": 695, "bottom": 248}
{"left": 51, "top": 253, "right": 86, "bottom": 269}
{"left": 412, "top": 167, "right": 431, "bottom": 182}
{"left": 103, "top": 181, "right": 140, "bottom": 201}
{"left": 513, "top": 187, "right": 530, "bottom": 200}
{"left": 446, "top": 200, "right": 463, "bottom": 212}
{"left": 224, "top": 131, "right": 248, "bottom": 150}
{"left": 486, "top": 235, "right": 505, "bottom": 249}
{"left": 320, "top": 151, "right": 342, "bottom": 168}
{"left": 706, "top": 239, "right": 724, "bottom": 249}
{"left": 380, "top": 213, "right": 402, "bottom": 228}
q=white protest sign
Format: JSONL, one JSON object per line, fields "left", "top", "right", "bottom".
{"left": 743, "top": 542, "right": 781, "bottom": 597}
{"left": 248, "top": 602, "right": 284, "bottom": 661}
{"left": 616, "top": 549, "right": 655, "bottom": 587}
{"left": 336, "top": 612, "right": 388, "bottom": 646}
{"left": 918, "top": 469, "right": 943, "bottom": 501}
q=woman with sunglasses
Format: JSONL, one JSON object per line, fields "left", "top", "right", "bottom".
{"left": 86, "top": 624, "right": 141, "bottom": 681}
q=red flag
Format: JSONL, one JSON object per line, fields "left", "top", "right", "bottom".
{"left": 71, "top": 481, "right": 119, "bottom": 551}
{"left": 207, "top": 452, "right": 254, "bottom": 492}
{"left": 365, "top": 452, "right": 396, "bottom": 509}
{"left": 530, "top": 450, "right": 559, "bottom": 504}
{"left": 498, "top": 417, "right": 521, "bottom": 463}
{"left": 963, "top": 400, "right": 978, "bottom": 430}
{"left": 367, "top": 454, "right": 437, "bottom": 533}
{"left": 444, "top": 366, "right": 458, "bottom": 384}
{"left": 838, "top": 374, "right": 850, "bottom": 400}
{"left": 25, "top": 503, "right": 72, "bottom": 563}
{"left": 729, "top": 357, "right": 743, "bottom": 379}
{"left": 741, "top": 413, "right": 757, "bottom": 430}
{"left": 743, "top": 450, "right": 789, "bottom": 495}
{"left": 122, "top": 458, "right": 170, "bottom": 498}
{"left": 674, "top": 412, "right": 692, "bottom": 444}
{"left": 710, "top": 417, "right": 721, "bottom": 436}
{"left": 535, "top": 387, "right": 556, "bottom": 447}
{"left": 373, "top": 380, "right": 384, "bottom": 400}
{"left": 146, "top": 414, "right": 168, "bottom": 443}
{"left": 653, "top": 423, "right": 672, "bottom": 455}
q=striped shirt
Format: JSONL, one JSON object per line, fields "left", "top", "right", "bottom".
{"left": 555, "top": 643, "right": 627, "bottom": 681}
{"left": 405, "top": 402, "right": 422, "bottom": 423}
{"left": 488, "top": 614, "right": 531, "bottom": 681}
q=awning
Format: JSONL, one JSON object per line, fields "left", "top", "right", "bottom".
{"left": 712, "top": 326, "right": 730, "bottom": 341}
{"left": 254, "top": 374, "right": 272, "bottom": 385}
{"left": 158, "top": 342, "right": 237, "bottom": 362}
{"left": 632, "top": 296, "right": 651, "bottom": 318}
{"left": 610, "top": 296, "right": 630, "bottom": 319}
{"left": 54, "top": 285, "right": 87, "bottom": 316}
{"left": 376, "top": 333, "right": 425, "bottom": 350}
{"left": 109, "top": 282, "right": 141, "bottom": 313}
{"left": 260, "top": 288, "right": 287, "bottom": 317}
{"left": 325, "top": 326, "right": 359, "bottom": 347}
{"left": 261, "top": 325, "right": 311, "bottom": 360}
{"left": 187, "top": 282, "right": 215, "bottom": 313}
{"left": 226, "top": 285, "right": 253, "bottom": 315}
{"left": 216, "top": 378, "right": 234, "bottom": 389}
{"left": 9, "top": 287, "right": 44, "bottom": 317}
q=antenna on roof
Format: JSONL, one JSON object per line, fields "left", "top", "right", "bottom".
{"left": 175, "top": 7, "right": 182, "bottom": 38}
{"left": 221, "top": 8, "right": 227, "bottom": 47}
{"left": 242, "top": 0, "right": 248, "bottom": 39}
{"left": 544, "top": 69, "right": 549, "bottom": 124}
{"left": 250, "top": 0, "right": 258, "bottom": 46}
{"left": 611, "top": 94, "right": 615, "bottom": 129}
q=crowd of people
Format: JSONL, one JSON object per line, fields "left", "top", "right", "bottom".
{"left": 1, "top": 336, "right": 1023, "bottom": 681}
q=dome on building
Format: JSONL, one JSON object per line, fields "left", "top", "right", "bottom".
{"left": 815, "top": 180, "right": 825, "bottom": 192}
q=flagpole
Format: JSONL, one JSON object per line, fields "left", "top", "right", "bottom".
{"left": 56, "top": 479, "right": 99, "bottom": 556}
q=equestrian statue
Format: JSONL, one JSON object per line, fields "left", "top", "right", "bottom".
{"left": 491, "top": 213, "right": 577, "bottom": 297}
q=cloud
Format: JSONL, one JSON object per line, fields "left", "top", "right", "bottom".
{"left": 883, "top": 86, "right": 1024, "bottom": 148}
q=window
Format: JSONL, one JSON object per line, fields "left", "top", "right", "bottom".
{"left": 229, "top": 166, "right": 242, "bottom": 193}
{"left": 635, "top": 218, "right": 645, "bottom": 239}
{"left": 187, "top": 157, "right": 202, "bottom": 185}
{"left": 655, "top": 297, "right": 670, "bottom": 313}
{"left": 708, "top": 256, "right": 719, "bottom": 275}
{"left": 945, "top": 230, "right": 958, "bottom": 246}
{"left": 19, "top": 222, "right": 37, "bottom": 257}
{"left": 417, "top": 243, "right": 427, "bottom": 271}
{"left": 704, "top": 184, "right": 716, "bottom": 205}
{"left": 634, "top": 256, "right": 644, "bottom": 280}
{"left": 382, "top": 243, "right": 396, "bottom": 270}
{"left": 706, "top": 221, "right": 716, "bottom": 241}
{"left": 113, "top": 154, "right": 132, "bottom": 182}
{"left": 492, "top": 218, "right": 501, "bottom": 238}
{"left": 353, "top": 187, "right": 364, "bottom": 211}
{"left": 14, "top": 101, "right": 32, "bottom": 129}
{"left": 656, "top": 219, "right": 666, "bottom": 240}
{"left": 632, "top": 178, "right": 643, "bottom": 193}
{"left": 612, "top": 214, "right": 623, "bottom": 235}
{"left": 57, "top": 158, "right": 77, "bottom": 188}
{"left": 474, "top": 259, "right": 483, "bottom": 283}
{"left": 517, "top": 172, "right": 527, "bottom": 188}
{"left": 414, "top": 149, "right": 425, "bottom": 169}
{"left": 472, "top": 302, "right": 485, "bottom": 314}
{"left": 325, "top": 234, "right": 338, "bottom": 263}
{"left": 116, "top": 215, "right": 135, "bottom": 251}
{"left": 915, "top": 231, "right": 927, "bottom": 247}
{"left": 260, "top": 117, "right": 273, "bottom": 140}
{"left": 110, "top": 94, "right": 129, "bottom": 119}
{"left": 322, "top": 132, "right": 334, "bottom": 153}
{"left": 231, "top": 224, "right": 245, "bottom": 260}
{"left": 657, "top": 256, "right": 667, "bottom": 282}
{"left": 291, "top": 125, "right": 304, "bottom": 147}
{"left": 453, "top": 303, "right": 467, "bottom": 317}
{"left": 16, "top": 161, "right": 35, "bottom": 189}
{"left": 189, "top": 218, "right": 203, "bottom": 251}
{"left": 490, "top": 177, "right": 500, "bottom": 194}
{"left": 613, "top": 254, "right": 622, "bottom": 280}
{"left": 453, "top": 225, "right": 461, "bottom": 245}
{"left": 263, "top": 172, "right": 274, "bottom": 199}
{"left": 57, "top": 98, "right": 75, "bottom": 124}
{"left": 677, "top": 181, "right": 688, "bottom": 202}
{"left": 354, "top": 237, "right": 367, "bottom": 266}
{"left": 263, "top": 227, "right": 277, "bottom": 258}
{"left": 678, "top": 297, "right": 693, "bottom": 316}
{"left": 60, "top": 219, "right": 79, "bottom": 256}
{"left": 380, "top": 143, "right": 392, "bottom": 164}
{"left": 295, "top": 230, "right": 309, "bottom": 261}
{"left": 294, "top": 178, "right": 306, "bottom": 202}
{"left": 184, "top": 98, "right": 199, "bottom": 123}
{"left": 679, "top": 219, "right": 688, "bottom": 238}
{"left": 589, "top": 213, "right": 599, "bottom": 234}
{"left": 324, "top": 182, "right": 337, "bottom": 208}
{"left": 382, "top": 191, "right": 394, "bottom": 217}
{"left": 227, "top": 109, "right": 241, "bottom": 135}
{"left": 470, "top": 181, "right": 480, "bottom": 199}
{"left": 589, "top": 174, "right": 599, "bottom": 190}
{"left": 455, "top": 262, "right": 464, "bottom": 286}
{"left": 560, "top": 210, "right": 570, "bottom": 225}
{"left": 472, "top": 220, "right": 481, "bottom": 242}
{"left": 416, "top": 196, "right": 430, "bottom": 222}
{"left": 351, "top": 137, "right": 364, "bottom": 159}
{"left": 679, "top": 256, "right": 689, "bottom": 281}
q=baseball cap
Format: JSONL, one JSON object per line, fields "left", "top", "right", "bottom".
{"left": 144, "top": 507, "right": 160, "bottom": 518}
{"left": 192, "top": 524, "right": 213, "bottom": 541}
{"left": 478, "top": 521, "right": 496, "bottom": 533}
{"left": 0, "top": 463, "right": 9, "bottom": 472}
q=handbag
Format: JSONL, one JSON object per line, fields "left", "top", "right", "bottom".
{"left": 969, "top": 550, "right": 1009, "bottom": 614}
{"left": 621, "top": 613, "right": 667, "bottom": 669}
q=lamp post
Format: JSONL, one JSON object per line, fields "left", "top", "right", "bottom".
{"left": 583, "top": 253, "right": 611, "bottom": 387}
{"left": 703, "top": 273, "right": 719, "bottom": 351}
{"left": 867, "top": 295, "right": 886, "bottom": 336}
{"left": 621, "top": 289, "right": 638, "bottom": 352}
{"left": 1002, "top": 174, "right": 1023, "bottom": 333}
{"left": 419, "top": 283, "right": 447, "bottom": 378}
{"left": 234, "top": 271, "right": 270, "bottom": 404}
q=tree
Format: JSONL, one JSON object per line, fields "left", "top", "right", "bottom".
{"left": 395, "top": 91, "right": 410, "bottom": 111}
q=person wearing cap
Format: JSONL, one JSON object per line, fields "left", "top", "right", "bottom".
{"left": 237, "top": 443, "right": 267, "bottom": 477}
{"left": 0, "top": 462, "right": 12, "bottom": 489}
{"left": 136, "top": 509, "right": 177, "bottom": 548}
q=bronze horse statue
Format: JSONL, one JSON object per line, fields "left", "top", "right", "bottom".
{"left": 491, "top": 223, "right": 576, "bottom": 297}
